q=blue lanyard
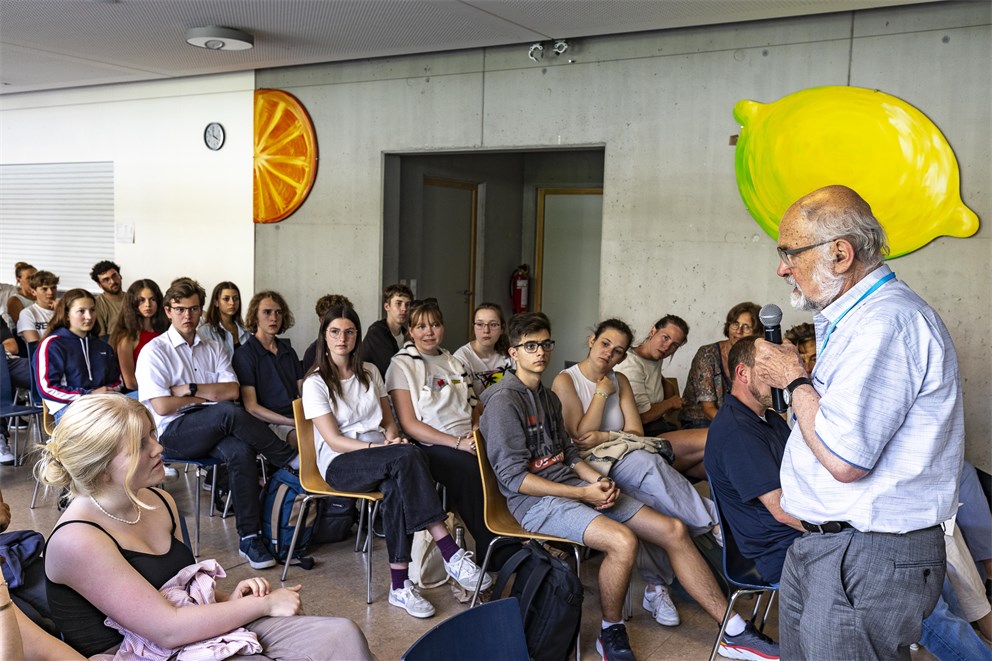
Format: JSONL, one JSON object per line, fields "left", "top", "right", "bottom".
{"left": 819, "top": 271, "right": 897, "bottom": 354}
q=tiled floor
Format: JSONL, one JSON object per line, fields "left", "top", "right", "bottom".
{"left": 2, "top": 451, "right": 936, "bottom": 660}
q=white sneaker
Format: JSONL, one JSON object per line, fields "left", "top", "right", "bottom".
{"left": 0, "top": 438, "right": 14, "bottom": 466}
{"left": 643, "top": 584, "right": 680, "bottom": 626}
{"left": 443, "top": 547, "right": 493, "bottom": 591}
{"left": 389, "top": 579, "right": 436, "bottom": 618}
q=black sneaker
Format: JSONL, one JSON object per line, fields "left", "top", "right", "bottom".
{"left": 239, "top": 535, "right": 277, "bottom": 569}
{"left": 597, "top": 623, "right": 636, "bottom": 661}
{"left": 719, "top": 621, "right": 780, "bottom": 660}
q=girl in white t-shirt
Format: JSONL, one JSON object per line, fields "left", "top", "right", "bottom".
{"left": 386, "top": 299, "right": 507, "bottom": 574}
{"left": 453, "top": 302, "right": 514, "bottom": 401}
{"left": 302, "top": 305, "right": 489, "bottom": 619}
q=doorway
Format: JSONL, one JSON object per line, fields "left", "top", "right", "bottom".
{"left": 383, "top": 149, "right": 605, "bottom": 354}
{"left": 535, "top": 188, "right": 604, "bottom": 377}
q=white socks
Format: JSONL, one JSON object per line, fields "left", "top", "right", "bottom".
{"left": 725, "top": 614, "right": 746, "bottom": 636}
{"left": 602, "top": 619, "right": 622, "bottom": 630}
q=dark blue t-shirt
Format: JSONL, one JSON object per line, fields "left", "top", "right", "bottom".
{"left": 704, "top": 393, "right": 800, "bottom": 583}
{"left": 232, "top": 335, "right": 303, "bottom": 417}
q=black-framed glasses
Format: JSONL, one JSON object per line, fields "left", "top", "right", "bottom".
{"left": 777, "top": 238, "right": 836, "bottom": 267}
{"left": 512, "top": 340, "right": 555, "bottom": 353}
{"left": 473, "top": 321, "right": 502, "bottom": 330}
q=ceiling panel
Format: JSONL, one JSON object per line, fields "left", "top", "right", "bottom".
{"left": 0, "top": 0, "right": 938, "bottom": 95}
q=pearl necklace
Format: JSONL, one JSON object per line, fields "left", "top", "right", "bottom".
{"left": 90, "top": 495, "right": 141, "bottom": 525}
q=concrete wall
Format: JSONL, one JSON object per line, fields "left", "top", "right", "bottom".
{"left": 0, "top": 73, "right": 256, "bottom": 299}
{"left": 256, "top": 1, "right": 990, "bottom": 469}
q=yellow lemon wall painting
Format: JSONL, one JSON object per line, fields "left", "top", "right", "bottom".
{"left": 253, "top": 89, "right": 318, "bottom": 224}
{"left": 734, "top": 86, "right": 979, "bottom": 258}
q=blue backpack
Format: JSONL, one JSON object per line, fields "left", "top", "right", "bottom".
{"left": 261, "top": 468, "right": 319, "bottom": 569}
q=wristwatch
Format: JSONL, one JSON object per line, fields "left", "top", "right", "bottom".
{"left": 784, "top": 377, "right": 812, "bottom": 405}
{"left": 188, "top": 383, "right": 198, "bottom": 397}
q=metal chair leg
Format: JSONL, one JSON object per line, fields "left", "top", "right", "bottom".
{"left": 759, "top": 590, "right": 776, "bottom": 632}
{"left": 366, "top": 501, "right": 379, "bottom": 604}
{"left": 355, "top": 500, "right": 368, "bottom": 553}
{"left": 281, "top": 494, "right": 315, "bottom": 582}
{"left": 194, "top": 465, "right": 203, "bottom": 556}
{"left": 709, "top": 588, "right": 763, "bottom": 661}
{"left": 30, "top": 478, "right": 42, "bottom": 508}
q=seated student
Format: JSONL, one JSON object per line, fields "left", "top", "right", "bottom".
{"left": 706, "top": 336, "right": 991, "bottom": 660}
{"left": 453, "top": 302, "right": 514, "bottom": 401}
{"left": 16, "top": 270, "right": 58, "bottom": 344}
{"left": 302, "top": 293, "right": 353, "bottom": 372}
{"left": 614, "top": 315, "right": 688, "bottom": 436}
{"left": 303, "top": 305, "right": 489, "bottom": 618}
{"left": 480, "top": 313, "right": 777, "bottom": 661}
{"left": 1, "top": 317, "right": 30, "bottom": 464}
{"left": 784, "top": 322, "right": 816, "bottom": 375}
{"left": 362, "top": 283, "right": 412, "bottom": 378}
{"left": 233, "top": 291, "right": 303, "bottom": 449}
{"left": 197, "top": 281, "right": 251, "bottom": 360}
{"left": 38, "top": 395, "right": 375, "bottom": 660}
{"left": 89, "top": 260, "right": 124, "bottom": 338}
{"left": 110, "top": 279, "right": 169, "bottom": 392}
{"left": 36, "top": 288, "right": 122, "bottom": 422}
{"left": 552, "top": 318, "right": 719, "bottom": 628}
{"left": 386, "top": 299, "right": 499, "bottom": 569}
{"left": 5, "top": 262, "right": 36, "bottom": 326}
{"left": 681, "top": 302, "right": 762, "bottom": 429}
{"left": 135, "top": 277, "right": 299, "bottom": 570}
{"left": 0, "top": 487, "right": 86, "bottom": 661}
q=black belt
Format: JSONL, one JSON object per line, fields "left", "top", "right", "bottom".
{"left": 801, "top": 520, "right": 853, "bottom": 534}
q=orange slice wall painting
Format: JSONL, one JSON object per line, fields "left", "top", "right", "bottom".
{"left": 253, "top": 89, "right": 318, "bottom": 224}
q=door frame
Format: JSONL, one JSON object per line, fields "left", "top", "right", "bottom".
{"left": 423, "top": 175, "right": 479, "bottom": 335}
{"left": 534, "top": 187, "right": 603, "bottom": 311}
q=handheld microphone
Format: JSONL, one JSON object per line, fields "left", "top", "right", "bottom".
{"left": 759, "top": 304, "right": 788, "bottom": 413}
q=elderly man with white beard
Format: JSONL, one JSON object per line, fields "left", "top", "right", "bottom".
{"left": 753, "top": 185, "right": 964, "bottom": 661}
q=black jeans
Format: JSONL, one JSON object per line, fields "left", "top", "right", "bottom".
{"left": 326, "top": 444, "right": 445, "bottom": 564}
{"left": 419, "top": 443, "right": 497, "bottom": 556}
{"left": 160, "top": 402, "right": 296, "bottom": 537}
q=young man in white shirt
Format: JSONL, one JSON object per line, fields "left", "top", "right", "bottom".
{"left": 16, "top": 271, "right": 58, "bottom": 343}
{"left": 136, "top": 277, "right": 299, "bottom": 569}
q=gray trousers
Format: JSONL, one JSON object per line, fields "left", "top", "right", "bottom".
{"left": 779, "top": 525, "right": 945, "bottom": 661}
{"left": 239, "top": 615, "right": 377, "bottom": 660}
{"left": 609, "top": 450, "right": 718, "bottom": 585}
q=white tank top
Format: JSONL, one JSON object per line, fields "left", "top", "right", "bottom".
{"left": 562, "top": 364, "right": 626, "bottom": 433}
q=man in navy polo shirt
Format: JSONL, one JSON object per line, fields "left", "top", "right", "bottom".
{"left": 704, "top": 335, "right": 802, "bottom": 583}
{"left": 233, "top": 291, "right": 303, "bottom": 450}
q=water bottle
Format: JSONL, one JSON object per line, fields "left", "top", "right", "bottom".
{"left": 454, "top": 525, "right": 465, "bottom": 549}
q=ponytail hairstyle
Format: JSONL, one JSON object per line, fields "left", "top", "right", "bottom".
{"left": 304, "top": 305, "right": 370, "bottom": 408}
{"left": 591, "top": 318, "right": 634, "bottom": 348}
{"left": 35, "top": 394, "right": 157, "bottom": 510}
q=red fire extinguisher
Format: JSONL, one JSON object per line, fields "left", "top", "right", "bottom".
{"left": 510, "top": 265, "right": 529, "bottom": 314}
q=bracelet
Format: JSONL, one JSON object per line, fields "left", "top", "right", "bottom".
{"left": 368, "top": 442, "right": 373, "bottom": 449}
{"left": 0, "top": 601, "right": 12, "bottom": 612}
{"left": 594, "top": 391, "right": 609, "bottom": 399}
{"left": 597, "top": 476, "right": 613, "bottom": 483}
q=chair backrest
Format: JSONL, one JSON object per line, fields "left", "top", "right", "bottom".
{"left": 705, "top": 470, "right": 776, "bottom": 591}
{"left": 473, "top": 430, "right": 520, "bottom": 535}
{"left": 292, "top": 398, "right": 335, "bottom": 494}
{"left": 401, "top": 597, "right": 529, "bottom": 661}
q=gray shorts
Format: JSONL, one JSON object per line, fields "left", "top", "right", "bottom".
{"left": 520, "top": 490, "right": 645, "bottom": 544}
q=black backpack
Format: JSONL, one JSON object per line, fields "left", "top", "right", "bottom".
{"left": 312, "top": 495, "right": 358, "bottom": 544}
{"left": 491, "top": 542, "right": 583, "bottom": 661}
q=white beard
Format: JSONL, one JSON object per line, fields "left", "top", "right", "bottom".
{"left": 788, "top": 259, "right": 845, "bottom": 312}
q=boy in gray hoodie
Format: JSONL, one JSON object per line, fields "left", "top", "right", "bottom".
{"left": 480, "top": 312, "right": 777, "bottom": 661}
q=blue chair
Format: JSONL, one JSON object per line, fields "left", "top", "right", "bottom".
{"left": 706, "top": 472, "right": 779, "bottom": 661}
{"left": 401, "top": 598, "right": 529, "bottom": 661}
{"left": 1, "top": 349, "right": 43, "bottom": 468}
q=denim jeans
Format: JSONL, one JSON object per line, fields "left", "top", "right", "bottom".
{"left": 326, "top": 443, "right": 445, "bottom": 564}
{"left": 160, "top": 401, "right": 296, "bottom": 537}
{"left": 920, "top": 578, "right": 992, "bottom": 661}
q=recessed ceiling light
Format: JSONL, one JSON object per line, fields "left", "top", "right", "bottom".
{"left": 185, "top": 26, "right": 254, "bottom": 51}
